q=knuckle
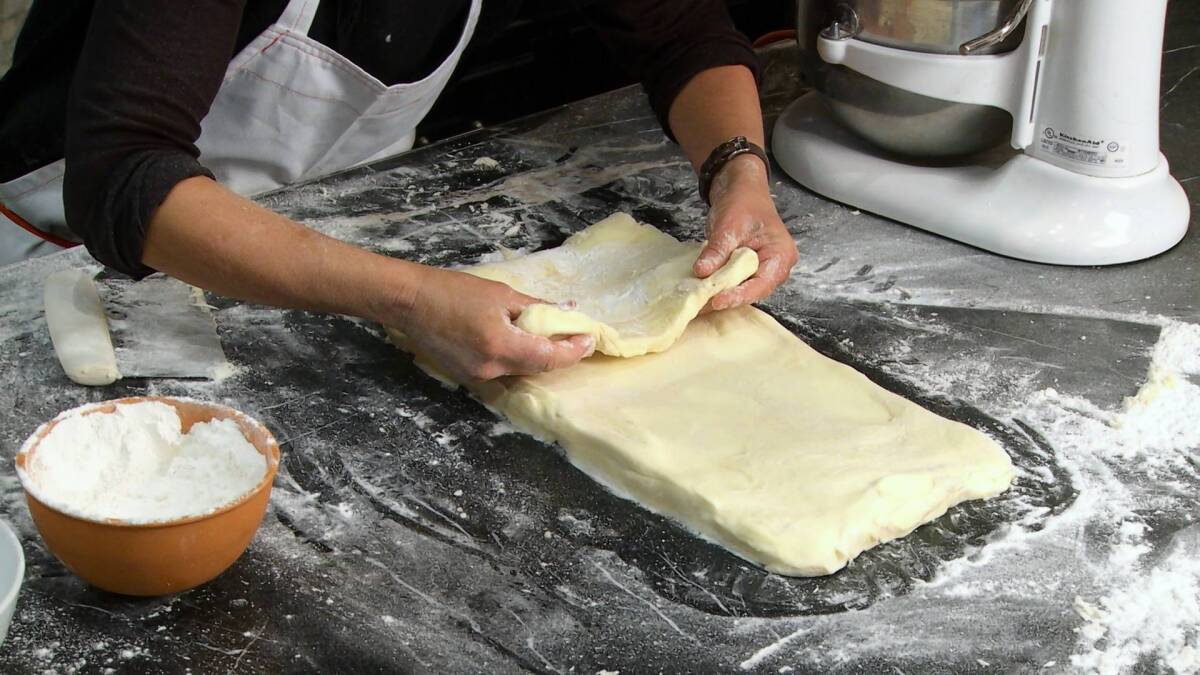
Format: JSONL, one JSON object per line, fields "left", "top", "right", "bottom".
{"left": 709, "top": 222, "right": 739, "bottom": 243}
{"left": 478, "top": 332, "right": 507, "bottom": 358}
{"left": 535, "top": 345, "right": 558, "bottom": 372}
{"left": 471, "top": 361, "right": 505, "bottom": 381}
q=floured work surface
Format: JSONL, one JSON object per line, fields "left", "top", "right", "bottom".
{"left": 469, "top": 212, "right": 757, "bottom": 357}
{"left": 395, "top": 216, "right": 1016, "bottom": 575}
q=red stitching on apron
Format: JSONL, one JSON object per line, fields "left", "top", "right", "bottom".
{"left": 0, "top": 201, "right": 78, "bottom": 249}
{"left": 260, "top": 33, "right": 284, "bottom": 55}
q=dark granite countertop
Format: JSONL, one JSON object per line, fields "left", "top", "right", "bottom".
{"left": 1, "top": 4, "right": 1198, "bottom": 673}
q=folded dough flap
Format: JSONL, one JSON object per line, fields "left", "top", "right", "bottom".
{"left": 469, "top": 212, "right": 759, "bottom": 358}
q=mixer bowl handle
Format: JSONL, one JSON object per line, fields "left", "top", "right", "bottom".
{"left": 960, "top": 0, "right": 1035, "bottom": 55}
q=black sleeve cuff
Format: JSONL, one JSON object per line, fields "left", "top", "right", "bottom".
{"left": 65, "top": 150, "right": 213, "bottom": 279}
{"left": 582, "top": 0, "right": 763, "bottom": 143}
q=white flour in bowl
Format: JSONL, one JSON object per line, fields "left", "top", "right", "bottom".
{"left": 18, "top": 400, "right": 267, "bottom": 524}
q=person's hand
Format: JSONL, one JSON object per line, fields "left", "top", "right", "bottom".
{"left": 694, "top": 154, "right": 799, "bottom": 310}
{"left": 397, "top": 268, "right": 594, "bottom": 382}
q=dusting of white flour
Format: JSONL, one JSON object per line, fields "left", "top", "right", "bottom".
{"left": 1016, "top": 319, "right": 1200, "bottom": 674}
{"left": 19, "top": 401, "right": 267, "bottom": 524}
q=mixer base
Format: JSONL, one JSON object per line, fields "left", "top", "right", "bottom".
{"left": 772, "top": 93, "right": 1190, "bottom": 266}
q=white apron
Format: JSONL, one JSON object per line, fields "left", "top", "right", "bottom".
{"left": 0, "top": 0, "right": 480, "bottom": 266}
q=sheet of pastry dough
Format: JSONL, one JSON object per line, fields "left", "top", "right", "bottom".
{"left": 468, "top": 212, "right": 758, "bottom": 357}
{"left": 392, "top": 216, "right": 1014, "bottom": 576}
{"left": 458, "top": 307, "right": 1015, "bottom": 576}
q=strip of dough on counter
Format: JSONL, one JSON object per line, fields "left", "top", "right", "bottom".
{"left": 43, "top": 268, "right": 121, "bottom": 386}
{"left": 468, "top": 212, "right": 758, "bottom": 357}
{"left": 390, "top": 215, "right": 1015, "bottom": 576}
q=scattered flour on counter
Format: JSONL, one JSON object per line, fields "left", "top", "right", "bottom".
{"left": 1153, "top": 321, "right": 1200, "bottom": 374}
{"left": 1071, "top": 530, "right": 1200, "bottom": 675}
{"left": 739, "top": 627, "right": 810, "bottom": 671}
{"left": 488, "top": 421, "right": 519, "bottom": 436}
{"left": 475, "top": 246, "right": 535, "bottom": 264}
{"left": 19, "top": 400, "right": 267, "bottom": 523}
{"left": 1016, "top": 319, "right": 1200, "bottom": 673}
{"left": 1027, "top": 319, "right": 1200, "bottom": 465}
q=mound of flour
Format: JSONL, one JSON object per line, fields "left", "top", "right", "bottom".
{"left": 21, "top": 400, "right": 267, "bottom": 523}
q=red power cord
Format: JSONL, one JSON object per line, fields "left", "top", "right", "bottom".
{"left": 753, "top": 29, "right": 797, "bottom": 49}
{"left": 0, "top": 201, "right": 78, "bottom": 249}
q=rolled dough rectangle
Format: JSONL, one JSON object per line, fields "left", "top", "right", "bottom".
{"left": 392, "top": 215, "right": 1014, "bottom": 576}
{"left": 470, "top": 306, "right": 1015, "bottom": 576}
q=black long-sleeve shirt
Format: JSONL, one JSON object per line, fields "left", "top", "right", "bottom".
{"left": 0, "top": 0, "right": 758, "bottom": 276}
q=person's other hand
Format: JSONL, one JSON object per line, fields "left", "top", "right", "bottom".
{"left": 694, "top": 154, "right": 799, "bottom": 311}
{"left": 399, "top": 268, "right": 594, "bottom": 382}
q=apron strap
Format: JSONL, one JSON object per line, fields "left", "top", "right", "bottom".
{"left": 0, "top": 201, "right": 78, "bottom": 249}
{"left": 277, "top": 0, "right": 321, "bottom": 36}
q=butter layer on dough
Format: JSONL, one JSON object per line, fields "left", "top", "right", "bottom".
{"left": 397, "top": 306, "right": 1015, "bottom": 576}
{"left": 468, "top": 212, "right": 758, "bottom": 357}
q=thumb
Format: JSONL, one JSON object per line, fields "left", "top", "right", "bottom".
{"left": 522, "top": 333, "right": 596, "bottom": 373}
{"left": 556, "top": 333, "right": 596, "bottom": 360}
{"left": 694, "top": 230, "right": 738, "bottom": 278}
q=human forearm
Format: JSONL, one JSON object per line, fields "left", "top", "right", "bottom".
{"left": 668, "top": 65, "right": 766, "bottom": 173}
{"left": 143, "top": 176, "right": 418, "bottom": 324}
{"left": 667, "top": 65, "right": 799, "bottom": 308}
{"left": 142, "top": 176, "right": 593, "bottom": 381}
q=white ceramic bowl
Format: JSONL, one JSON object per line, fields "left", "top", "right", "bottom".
{"left": 0, "top": 520, "right": 23, "bottom": 646}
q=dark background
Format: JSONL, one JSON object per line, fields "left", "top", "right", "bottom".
{"left": 416, "top": 0, "right": 792, "bottom": 143}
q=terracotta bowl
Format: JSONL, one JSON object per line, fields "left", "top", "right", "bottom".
{"left": 14, "top": 396, "right": 280, "bottom": 597}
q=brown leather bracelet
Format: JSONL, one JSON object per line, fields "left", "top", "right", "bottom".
{"left": 698, "top": 136, "right": 770, "bottom": 205}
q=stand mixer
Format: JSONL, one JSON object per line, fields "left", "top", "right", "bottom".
{"left": 772, "top": 0, "right": 1190, "bottom": 265}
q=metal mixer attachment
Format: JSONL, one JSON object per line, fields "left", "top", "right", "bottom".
{"left": 800, "top": 0, "right": 1027, "bottom": 158}
{"left": 959, "top": 0, "right": 1034, "bottom": 55}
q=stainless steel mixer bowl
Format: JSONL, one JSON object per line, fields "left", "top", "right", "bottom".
{"left": 797, "top": 0, "right": 1022, "bottom": 158}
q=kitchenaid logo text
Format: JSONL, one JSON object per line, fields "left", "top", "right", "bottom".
{"left": 1043, "top": 128, "right": 1105, "bottom": 147}
{"left": 1040, "top": 127, "right": 1126, "bottom": 167}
